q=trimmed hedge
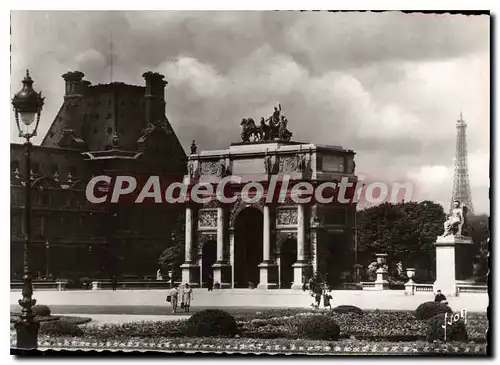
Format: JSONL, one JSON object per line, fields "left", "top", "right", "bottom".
{"left": 415, "top": 302, "right": 452, "bottom": 320}
{"left": 426, "top": 314, "right": 468, "bottom": 342}
{"left": 39, "top": 320, "right": 84, "bottom": 337}
{"left": 33, "top": 305, "right": 51, "bottom": 317}
{"left": 332, "top": 305, "right": 363, "bottom": 315}
{"left": 185, "top": 309, "right": 238, "bottom": 337}
{"left": 83, "top": 320, "right": 185, "bottom": 339}
{"left": 297, "top": 315, "right": 340, "bottom": 341}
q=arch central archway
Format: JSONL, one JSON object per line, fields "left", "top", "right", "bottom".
{"left": 279, "top": 238, "right": 297, "bottom": 289}
{"left": 201, "top": 240, "right": 217, "bottom": 287}
{"left": 233, "top": 207, "right": 263, "bottom": 288}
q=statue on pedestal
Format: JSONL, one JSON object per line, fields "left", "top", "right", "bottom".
{"left": 190, "top": 140, "right": 197, "bottom": 154}
{"left": 441, "top": 200, "right": 468, "bottom": 237}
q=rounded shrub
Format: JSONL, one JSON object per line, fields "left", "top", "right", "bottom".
{"left": 415, "top": 301, "right": 452, "bottom": 320}
{"left": 332, "top": 305, "right": 363, "bottom": 315}
{"left": 297, "top": 315, "right": 340, "bottom": 341}
{"left": 426, "top": 314, "right": 468, "bottom": 342}
{"left": 33, "top": 305, "right": 51, "bottom": 317}
{"left": 184, "top": 309, "right": 238, "bottom": 337}
{"left": 39, "top": 320, "right": 84, "bottom": 337}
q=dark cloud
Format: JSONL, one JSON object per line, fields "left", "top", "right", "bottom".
{"left": 10, "top": 11, "right": 490, "bottom": 213}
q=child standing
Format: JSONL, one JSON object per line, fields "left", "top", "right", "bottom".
{"left": 182, "top": 283, "right": 193, "bottom": 312}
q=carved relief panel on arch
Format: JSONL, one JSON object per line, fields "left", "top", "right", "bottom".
{"left": 198, "top": 210, "right": 217, "bottom": 229}
{"left": 278, "top": 155, "right": 300, "bottom": 173}
{"left": 199, "top": 161, "right": 223, "bottom": 177}
{"left": 277, "top": 207, "right": 298, "bottom": 226}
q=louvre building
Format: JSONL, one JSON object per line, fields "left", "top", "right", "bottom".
{"left": 10, "top": 71, "right": 186, "bottom": 282}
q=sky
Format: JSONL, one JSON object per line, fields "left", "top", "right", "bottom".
{"left": 10, "top": 11, "right": 490, "bottom": 214}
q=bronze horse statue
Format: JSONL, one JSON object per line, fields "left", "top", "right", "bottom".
{"left": 240, "top": 118, "right": 261, "bottom": 142}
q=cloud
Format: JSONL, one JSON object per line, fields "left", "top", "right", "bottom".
{"left": 10, "top": 11, "right": 490, "bottom": 214}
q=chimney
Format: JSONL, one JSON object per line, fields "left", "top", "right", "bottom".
{"left": 82, "top": 80, "right": 92, "bottom": 91}
{"left": 142, "top": 71, "right": 167, "bottom": 126}
{"left": 62, "top": 71, "right": 85, "bottom": 99}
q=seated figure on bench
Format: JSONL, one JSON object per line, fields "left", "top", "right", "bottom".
{"left": 442, "top": 200, "right": 467, "bottom": 237}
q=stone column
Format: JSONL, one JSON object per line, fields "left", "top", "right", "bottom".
{"left": 181, "top": 204, "right": 199, "bottom": 287}
{"left": 433, "top": 235, "right": 473, "bottom": 297}
{"left": 216, "top": 206, "right": 224, "bottom": 261}
{"left": 229, "top": 231, "right": 235, "bottom": 288}
{"left": 297, "top": 204, "right": 305, "bottom": 260}
{"left": 292, "top": 204, "right": 310, "bottom": 289}
{"left": 310, "top": 230, "right": 318, "bottom": 276}
{"left": 212, "top": 205, "right": 231, "bottom": 288}
{"left": 185, "top": 205, "right": 193, "bottom": 262}
{"left": 258, "top": 205, "right": 278, "bottom": 289}
{"left": 263, "top": 205, "right": 271, "bottom": 261}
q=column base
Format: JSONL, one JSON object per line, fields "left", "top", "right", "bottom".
{"left": 212, "top": 262, "right": 232, "bottom": 288}
{"left": 291, "top": 262, "right": 310, "bottom": 290}
{"left": 257, "top": 262, "right": 278, "bottom": 289}
{"left": 180, "top": 263, "right": 200, "bottom": 288}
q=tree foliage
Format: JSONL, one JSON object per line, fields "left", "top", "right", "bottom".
{"left": 468, "top": 214, "right": 490, "bottom": 283}
{"left": 357, "top": 201, "right": 446, "bottom": 280}
{"left": 158, "top": 214, "right": 185, "bottom": 281}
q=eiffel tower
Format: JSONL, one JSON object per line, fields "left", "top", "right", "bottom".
{"left": 450, "top": 113, "right": 474, "bottom": 214}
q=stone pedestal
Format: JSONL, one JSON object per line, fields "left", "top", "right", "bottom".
{"left": 433, "top": 235, "right": 473, "bottom": 297}
{"left": 374, "top": 267, "right": 389, "bottom": 290}
{"left": 180, "top": 263, "right": 200, "bottom": 287}
{"left": 291, "top": 261, "right": 310, "bottom": 290}
{"left": 404, "top": 280, "right": 415, "bottom": 295}
{"left": 257, "top": 262, "right": 279, "bottom": 289}
{"left": 212, "top": 262, "right": 232, "bottom": 288}
{"left": 15, "top": 320, "right": 40, "bottom": 350}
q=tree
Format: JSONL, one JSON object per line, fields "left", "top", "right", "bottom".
{"left": 468, "top": 214, "right": 490, "bottom": 283}
{"left": 357, "top": 201, "right": 446, "bottom": 281}
{"left": 158, "top": 214, "right": 185, "bottom": 281}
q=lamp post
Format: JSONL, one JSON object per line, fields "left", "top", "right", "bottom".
{"left": 12, "top": 69, "right": 44, "bottom": 349}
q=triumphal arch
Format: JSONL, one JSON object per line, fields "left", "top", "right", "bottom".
{"left": 181, "top": 105, "right": 358, "bottom": 289}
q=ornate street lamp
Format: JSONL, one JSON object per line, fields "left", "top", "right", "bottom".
{"left": 12, "top": 69, "right": 44, "bottom": 349}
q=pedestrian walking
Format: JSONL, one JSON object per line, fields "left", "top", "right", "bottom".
{"left": 323, "top": 289, "right": 333, "bottom": 310}
{"left": 207, "top": 275, "right": 214, "bottom": 291}
{"left": 313, "top": 280, "right": 323, "bottom": 309}
{"left": 182, "top": 283, "right": 193, "bottom": 312}
{"left": 167, "top": 285, "right": 179, "bottom": 314}
{"left": 308, "top": 277, "right": 314, "bottom": 291}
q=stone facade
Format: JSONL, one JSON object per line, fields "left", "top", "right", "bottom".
{"left": 11, "top": 70, "right": 186, "bottom": 281}
{"left": 181, "top": 141, "right": 357, "bottom": 289}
